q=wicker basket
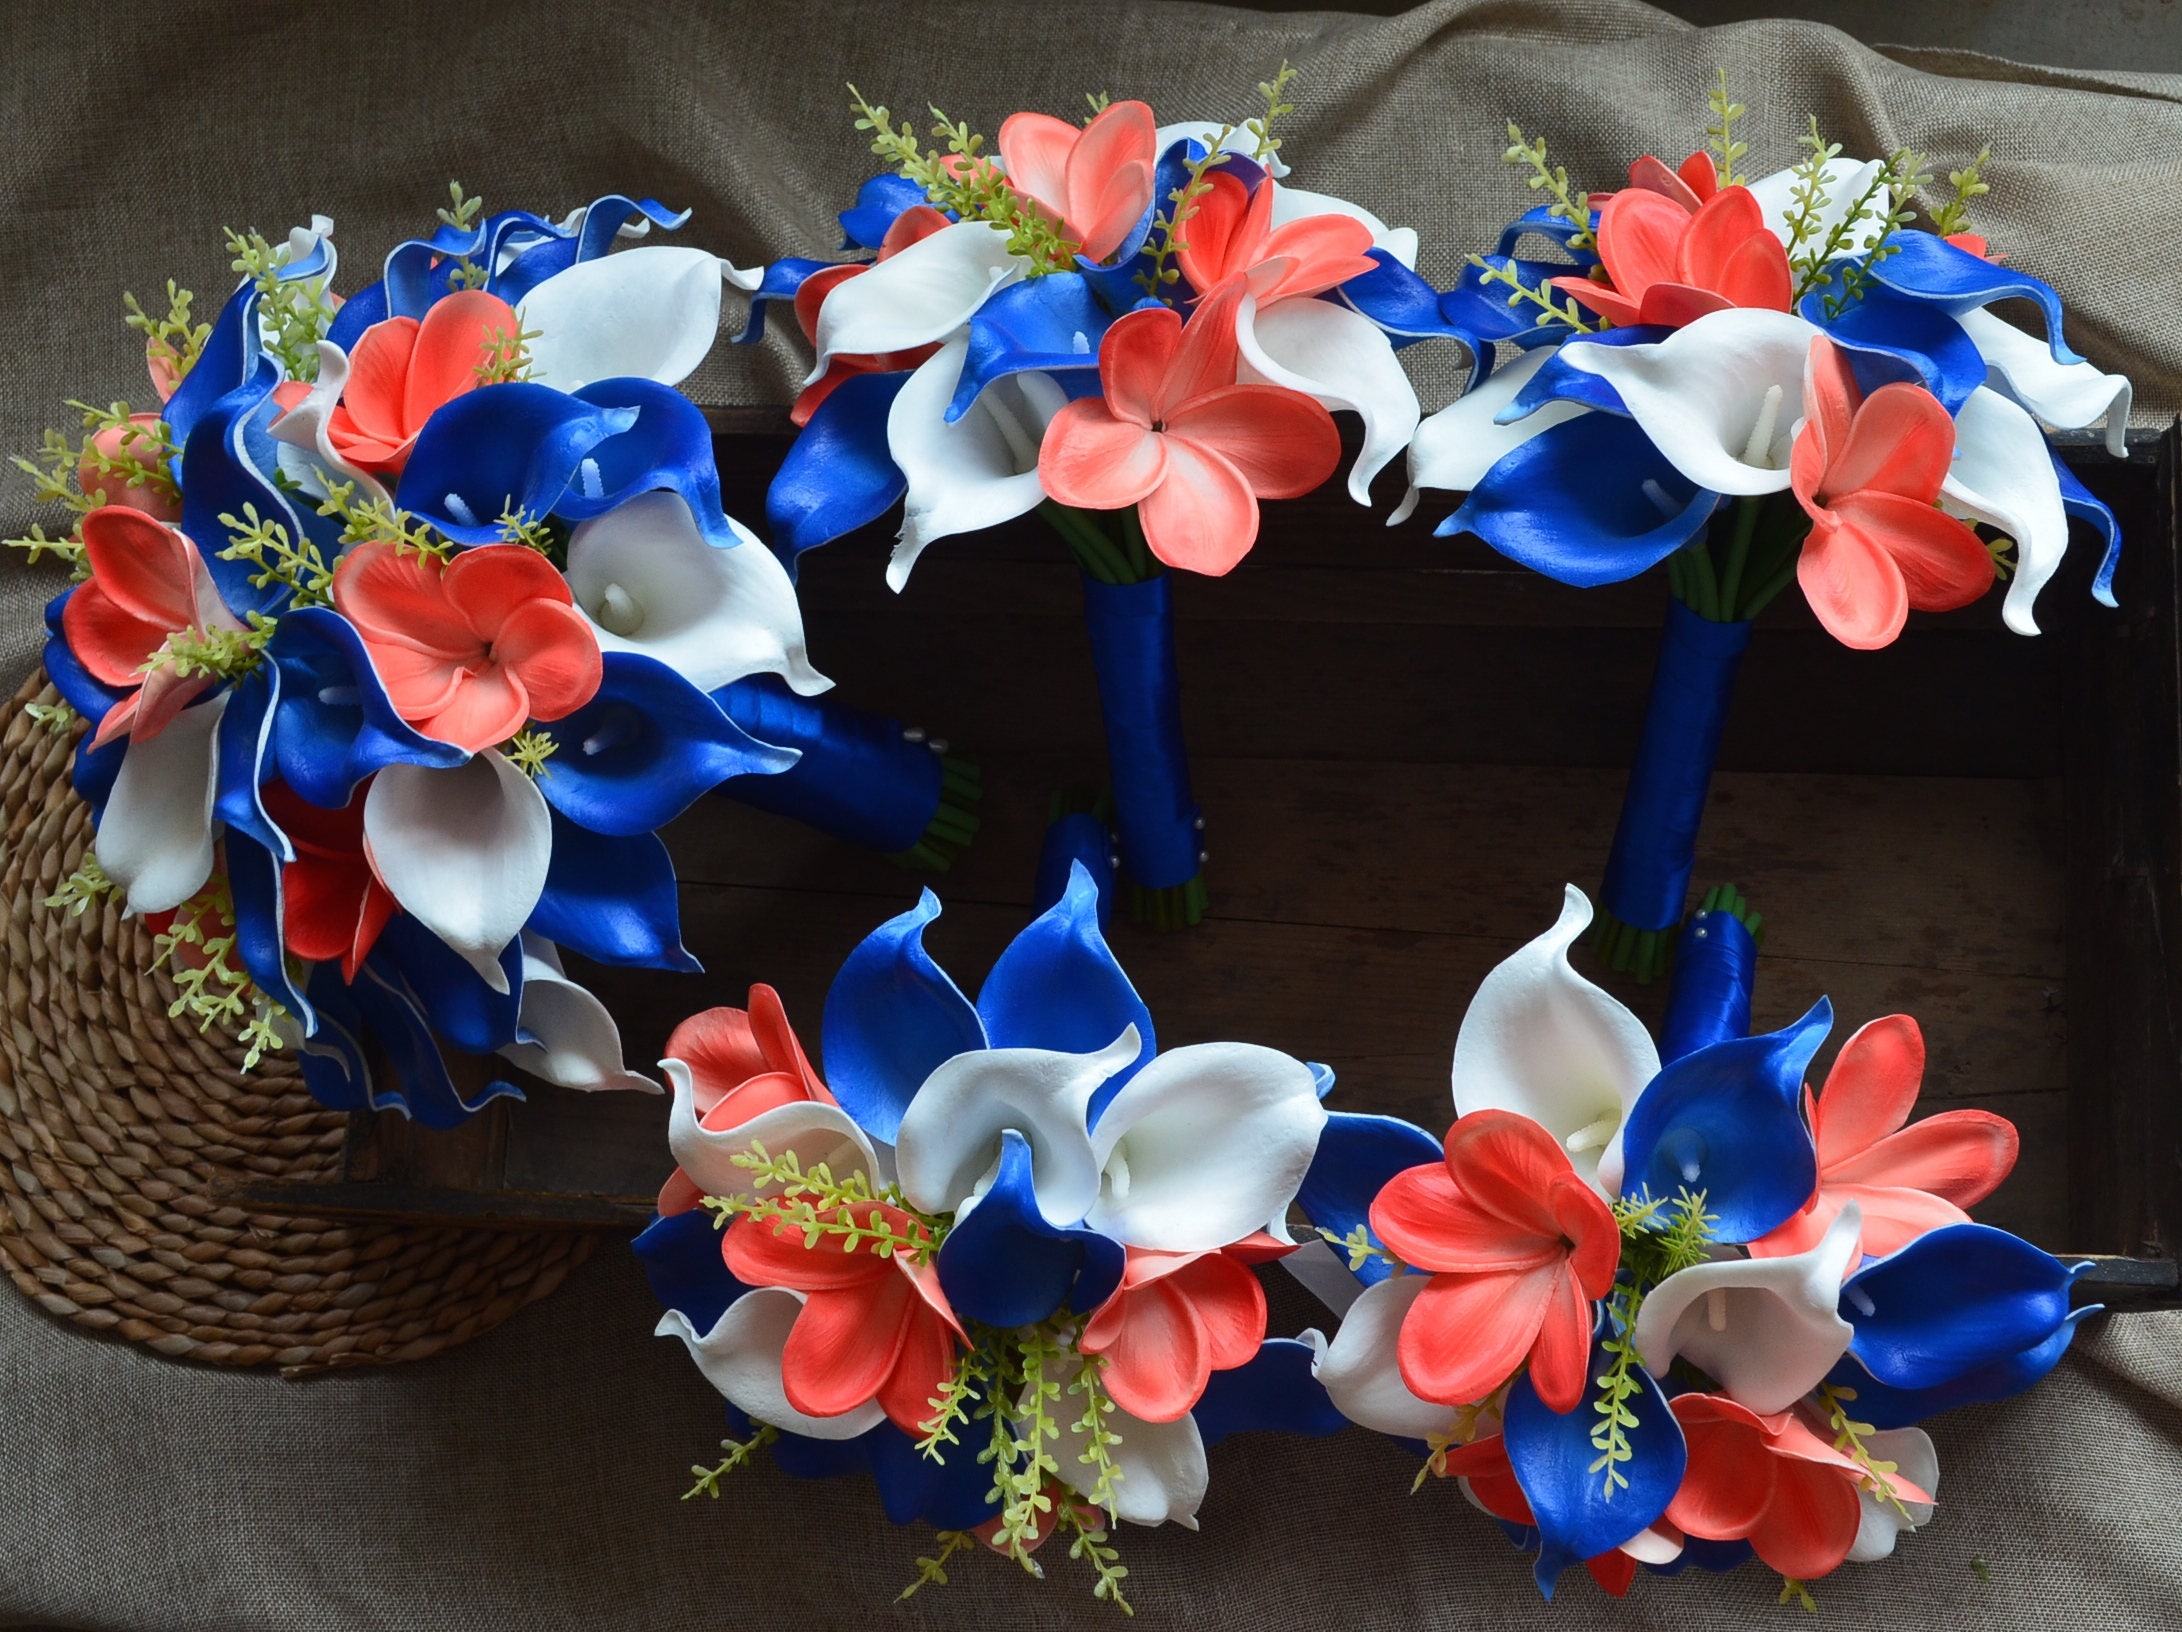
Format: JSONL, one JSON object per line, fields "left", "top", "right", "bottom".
{"left": 0, "top": 671, "right": 589, "bottom": 1372}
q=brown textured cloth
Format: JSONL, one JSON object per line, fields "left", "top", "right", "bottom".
{"left": 3, "top": 1, "right": 2180, "bottom": 1625}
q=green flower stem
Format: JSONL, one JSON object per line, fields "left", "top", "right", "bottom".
{"left": 1715, "top": 495, "right": 1763, "bottom": 620}
{"left": 1039, "top": 500, "right": 1136, "bottom": 584}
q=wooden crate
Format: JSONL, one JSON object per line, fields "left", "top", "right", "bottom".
{"left": 233, "top": 416, "right": 2182, "bottom": 1309}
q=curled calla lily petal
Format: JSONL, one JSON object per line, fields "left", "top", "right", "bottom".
{"left": 807, "top": 221, "right": 1024, "bottom": 385}
{"left": 362, "top": 750, "right": 551, "bottom": 994}
{"left": 1088, "top": 1041, "right": 1325, "bottom": 1252}
{"left": 518, "top": 245, "right": 730, "bottom": 391}
{"left": 1634, "top": 1203, "right": 1862, "bottom": 1413}
{"left": 1561, "top": 307, "right": 1816, "bottom": 495}
{"left": 765, "top": 370, "right": 909, "bottom": 565}
{"left": 97, "top": 691, "right": 230, "bottom": 915}
{"left": 895, "top": 1029, "right": 1138, "bottom": 1224}
{"left": 820, "top": 889, "right": 987, "bottom": 1146}
{"left": 1939, "top": 385, "right": 2070, "bottom": 636}
{"left": 633, "top": 1206, "right": 752, "bottom": 1334}
{"left": 498, "top": 935, "right": 659, "bottom": 1094}
{"left": 1397, "top": 345, "right": 1587, "bottom": 523}
{"left": 1845, "top": 1427, "right": 1937, "bottom": 1562}
{"left": 267, "top": 340, "right": 392, "bottom": 503}
{"left": 665, "top": 1057, "right": 877, "bottom": 1202}
{"left": 1048, "top": 1349, "right": 1211, "bottom": 1528}
{"left": 1314, "top": 1273, "right": 1464, "bottom": 1438}
{"left": 266, "top": 605, "right": 470, "bottom": 809}
{"left": 526, "top": 812, "right": 698, "bottom": 972}
{"left": 1235, "top": 292, "right": 1418, "bottom": 504}
{"left": 1841, "top": 1223, "right": 2083, "bottom": 1390}
{"left": 394, "top": 383, "right": 637, "bottom": 544}
{"left": 1451, "top": 885, "right": 1661, "bottom": 1195}
{"left": 935, "top": 1128, "right": 1125, "bottom": 1329}
{"left": 1958, "top": 307, "right": 2131, "bottom": 458}
{"left": 1748, "top": 157, "right": 1888, "bottom": 258}
{"left": 947, "top": 274, "right": 1109, "bottom": 423}
{"left": 657, "top": 1289, "right": 887, "bottom": 1441}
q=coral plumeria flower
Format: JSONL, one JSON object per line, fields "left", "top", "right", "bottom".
{"left": 1038, "top": 280, "right": 1339, "bottom": 574}
{"left": 1077, "top": 1243, "right": 1270, "bottom": 1421}
{"left": 1554, "top": 151, "right": 1792, "bottom": 329}
{"left": 61, "top": 506, "right": 247, "bottom": 749}
{"left": 1370, "top": 1108, "right": 1620, "bottom": 1413}
{"left": 1173, "top": 172, "right": 1379, "bottom": 303}
{"left": 263, "top": 780, "right": 395, "bottom": 982}
{"left": 332, "top": 540, "right": 602, "bottom": 753}
{"left": 1751, "top": 1014, "right": 2018, "bottom": 1264}
{"left": 76, "top": 413, "right": 182, "bottom": 522}
{"left": 317, "top": 289, "right": 524, "bottom": 476}
{"left": 655, "top": 988, "right": 835, "bottom": 1216}
{"left": 1666, "top": 1394, "right": 1931, "bottom": 1580}
{"left": 791, "top": 204, "right": 954, "bottom": 424}
{"left": 724, "top": 1196, "right": 965, "bottom": 1434}
{"left": 996, "top": 99, "right": 1158, "bottom": 263}
{"left": 1791, "top": 335, "right": 1995, "bottom": 649}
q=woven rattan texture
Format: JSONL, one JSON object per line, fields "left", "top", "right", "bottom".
{"left": 0, "top": 670, "right": 589, "bottom": 1372}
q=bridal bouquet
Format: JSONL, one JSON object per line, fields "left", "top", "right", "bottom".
{"left": 16, "top": 190, "right": 966, "bottom": 1124}
{"left": 1293, "top": 885, "right": 2089, "bottom": 1602}
{"left": 746, "top": 67, "right": 1452, "bottom": 926}
{"left": 1405, "top": 77, "right": 2134, "bottom": 977}
{"left": 639, "top": 860, "right": 1344, "bottom": 1608}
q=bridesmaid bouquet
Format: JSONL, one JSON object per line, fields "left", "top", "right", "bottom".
{"left": 640, "top": 861, "right": 1344, "bottom": 1608}
{"left": 748, "top": 67, "right": 1451, "bottom": 926}
{"left": 16, "top": 191, "right": 967, "bottom": 1124}
{"left": 1404, "top": 77, "right": 2134, "bottom": 976}
{"left": 1296, "top": 885, "right": 2089, "bottom": 1603}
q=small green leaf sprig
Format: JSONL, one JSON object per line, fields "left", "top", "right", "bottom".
{"left": 847, "top": 87, "right": 1081, "bottom": 274}
{"left": 124, "top": 281, "right": 211, "bottom": 389}
{"left": 224, "top": 227, "right": 334, "bottom": 383}
{"left": 1590, "top": 1188, "right": 1718, "bottom": 1497}
{"left": 1705, "top": 69, "right": 1749, "bottom": 187}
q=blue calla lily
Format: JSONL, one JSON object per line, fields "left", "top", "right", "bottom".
{"left": 564, "top": 377, "right": 741, "bottom": 545}
{"left": 163, "top": 278, "right": 260, "bottom": 455}
{"left": 1439, "top": 255, "right": 1588, "bottom": 351}
{"left": 935, "top": 1129, "right": 1125, "bottom": 1327}
{"left": 1295, "top": 1111, "right": 1443, "bottom": 1288}
{"left": 1618, "top": 998, "right": 1829, "bottom": 1242}
{"left": 221, "top": 829, "right": 314, "bottom": 1026}
{"left": 819, "top": 888, "right": 986, "bottom": 1145}
{"left": 839, "top": 173, "right": 935, "bottom": 250}
{"left": 860, "top": 1402, "right": 1008, "bottom": 1528}
{"left": 394, "top": 384, "right": 638, "bottom": 543}
{"left": 1338, "top": 249, "right": 1487, "bottom": 360}
{"left": 372, "top": 911, "right": 526, "bottom": 1053}
{"left": 632, "top": 1208, "right": 750, "bottom": 1334}
{"left": 534, "top": 652, "right": 795, "bottom": 836}
{"left": 1803, "top": 287, "right": 1986, "bottom": 413}
{"left": 177, "top": 369, "right": 309, "bottom": 618}
{"left": 734, "top": 256, "right": 837, "bottom": 345}
{"left": 1841, "top": 1223, "right": 2087, "bottom": 1390}
{"left": 740, "top": 1405, "right": 867, "bottom": 1480}
{"left": 1495, "top": 205, "right": 1599, "bottom": 265}
{"left": 1861, "top": 231, "right": 2083, "bottom": 364}
{"left": 1450, "top": 412, "right": 1719, "bottom": 586}
{"left": 346, "top": 952, "right": 525, "bottom": 1128}
{"left": 41, "top": 626, "right": 124, "bottom": 733}
{"left": 1503, "top": 1326, "right": 1686, "bottom": 1599}
{"left": 2053, "top": 448, "right": 2123, "bottom": 608}
{"left": 291, "top": 962, "right": 377, "bottom": 1113}
{"left": 1498, "top": 327, "right": 1671, "bottom": 422}
{"left": 764, "top": 370, "right": 909, "bottom": 569}
{"left": 266, "top": 605, "right": 470, "bottom": 809}
{"left": 1031, "top": 811, "right": 1117, "bottom": 930}
{"left": 1825, "top": 1306, "right": 2096, "bottom": 1430}
{"left": 524, "top": 811, "right": 699, "bottom": 971}
{"left": 325, "top": 279, "right": 389, "bottom": 351}
{"left": 383, "top": 196, "right": 688, "bottom": 317}
{"left": 1193, "top": 1337, "right": 1349, "bottom": 1447}
{"left": 212, "top": 666, "right": 288, "bottom": 860}
{"left": 71, "top": 732, "right": 125, "bottom": 818}
{"left": 946, "top": 275, "right": 1111, "bottom": 423}
{"left": 976, "top": 860, "right": 1153, "bottom": 1117}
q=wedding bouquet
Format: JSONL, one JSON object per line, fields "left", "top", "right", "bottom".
{"left": 16, "top": 190, "right": 968, "bottom": 1124}
{"left": 1293, "top": 884, "right": 2089, "bottom": 1602}
{"left": 639, "top": 859, "right": 1345, "bottom": 1608}
{"left": 745, "top": 67, "right": 1451, "bottom": 926}
{"left": 1403, "top": 77, "right": 2134, "bottom": 977}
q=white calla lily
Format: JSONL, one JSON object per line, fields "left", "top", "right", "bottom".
{"left": 1268, "top": 184, "right": 1418, "bottom": 268}
{"left": 1633, "top": 1203, "right": 1863, "bottom": 1414}
{"left": 1236, "top": 292, "right": 1419, "bottom": 504}
{"left": 268, "top": 341, "right": 391, "bottom": 504}
{"left": 1958, "top": 308, "right": 2131, "bottom": 458}
{"left": 894, "top": 1029, "right": 1139, "bottom": 1224}
{"left": 496, "top": 935, "right": 658, "bottom": 1094}
{"left": 1395, "top": 344, "right": 1587, "bottom": 523}
{"left": 519, "top": 245, "right": 740, "bottom": 391}
{"left": 664, "top": 1059, "right": 876, "bottom": 1201}
{"left": 656, "top": 1290, "right": 885, "bottom": 1441}
{"left": 1050, "top": 1350, "right": 1211, "bottom": 1527}
{"left": 1315, "top": 1273, "right": 1463, "bottom": 1439}
{"left": 1087, "top": 1041, "right": 1325, "bottom": 1251}
{"left": 564, "top": 490, "right": 829, "bottom": 695}
{"left": 1846, "top": 1426, "right": 1938, "bottom": 1562}
{"left": 1560, "top": 308, "right": 1816, "bottom": 496}
{"left": 1451, "top": 885, "right": 1661, "bottom": 1193}
{"left": 1748, "top": 157, "right": 1889, "bottom": 259}
{"left": 361, "top": 751, "right": 549, "bottom": 994}
{"left": 1940, "top": 385, "right": 2071, "bottom": 635}
{"left": 97, "top": 691, "right": 230, "bottom": 915}
{"left": 886, "top": 337, "right": 1067, "bottom": 590}
{"left": 807, "top": 221, "right": 1024, "bottom": 385}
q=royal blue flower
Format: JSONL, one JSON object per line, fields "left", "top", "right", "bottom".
{"left": 394, "top": 384, "right": 637, "bottom": 543}
{"left": 946, "top": 274, "right": 1110, "bottom": 422}
{"left": 1337, "top": 249, "right": 1489, "bottom": 360}
{"left": 563, "top": 377, "right": 741, "bottom": 546}
{"left": 1802, "top": 285, "right": 1986, "bottom": 413}
{"left": 734, "top": 257, "right": 837, "bottom": 345}
{"left": 524, "top": 811, "right": 700, "bottom": 971}
{"left": 265, "top": 605, "right": 469, "bottom": 809}
{"left": 934, "top": 1128, "right": 1125, "bottom": 1326}
{"left": 1862, "top": 230, "right": 2083, "bottom": 364}
{"left": 818, "top": 887, "right": 986, "bottom": 1145}
{"left": 1840, "top": 1223, "right": 2088, "bottom": 1390}
{"left": 764, "top": 370, "right": 909, "bottom": 569}
{"left": 1192, "top": 1337, "right": 1348, "bottom": 1446}
{"left": 839, "top": 173, "right": 935, "bottom": 250}
{"left": 1295, "top": 1111, "right": 1442, "bottom": 1289}
{"left": 633, "top": 1208, "right": 750, "bottom": 1335}
{"left": 1824, "top": 1305, "right": 2096, "bottom": 1430}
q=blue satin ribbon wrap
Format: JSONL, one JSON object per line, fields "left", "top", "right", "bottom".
{"left": 710, "top": 675, "right": 941, "bottom": 855}
{"left": 1079, "top": 573, "right": 1201, "bottom": 891}
{"left": 1657, "top": 905, "right": 1758, "bottom": 1064}
{"left": 1602, "top": 599, "right": 1752, "bottom": 932}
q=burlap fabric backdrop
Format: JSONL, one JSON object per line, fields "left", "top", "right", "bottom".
{"left": 2, "top": 1, "right": 2179, "bottom": 1626}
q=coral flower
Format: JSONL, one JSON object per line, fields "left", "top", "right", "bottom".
{"left": 1553, "top": 150, "right": 1792, "bottom": 329}
{"left": 655, "top": 988, "right": 835, "bottom": 1216}
{"left": 320, "top": 289, "right": 524, "bottom": 475}
{"left": 791, "top": 204, "right": 953, "bottom": 424}
{"left": 1370, "top": 1109, "right": 1620, "bottom": 1413}
{"left": 1666, "top": 1394, "right": 1930, "bottom": 1579}
{"left": 263, "top": 780, "right": 396, "bottom": 982}
{"left": 1750, "top": 1014, "right": 2018, "bottom": 1265}
{"left": 1791, "top": 335, "right": 1995, "bottom": 649}
{"left": 332, "top": 540, "right": 602, "bottom": 753}
{"left": 996, "top": 99, "right": 1158, "bottom": 263}
{"left": 1077, "top": 1245, "right": 1268, "bottom": 1422}
{"left": 1037, "top": 280, "right": 1340, "bottom": 574}
{"left": 76, "top": 413, "right": 182, "bottom": 522}
{"left": 1173, "top": 172, "right": 1379, "bottom": 303}
{"left": 61, "top": 506, "right": 246, "bottom": 749}
{"left": 724, "top": 1199, "right": 965, "bottom": 1435}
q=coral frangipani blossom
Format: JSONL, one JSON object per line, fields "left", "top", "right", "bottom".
{"left": 1175, "top": 171, "right": 1379, "bottom": 304}
{"left": 1078, "top": 1244, "right": 1268, "bottom": 1421}
{"left": 996, "top": 99, "right": 1159, "bottom": 263}
{"left": 322, "top": 289, "right": 525, "bottom": 475}
{"left": 1553, "top": 152, "right": 1792, "bottom": 329}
